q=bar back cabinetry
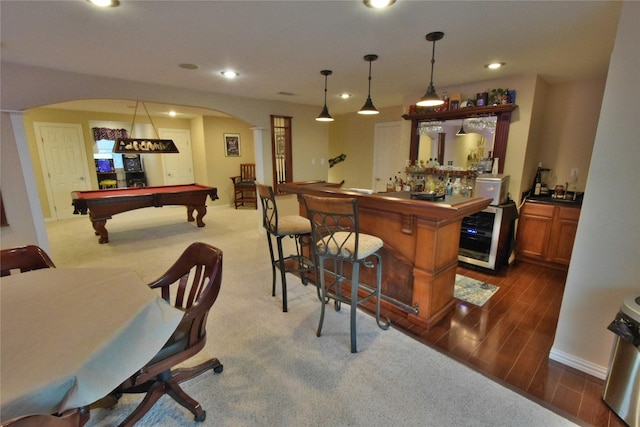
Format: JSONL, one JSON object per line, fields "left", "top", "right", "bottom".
{"left": 515, "top": 200, "right": 580, "bottom": 270}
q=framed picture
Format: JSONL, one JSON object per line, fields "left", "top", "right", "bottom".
{"left": 224, "top": 133, "right": 241, "bottom": 157}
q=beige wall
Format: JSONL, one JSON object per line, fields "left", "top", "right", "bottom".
{"left": 552, "top": 1, "right": 640, "bottom": 377}
{"left": 328, "top": 105, "right": 404, "bottom": 189}
{"left": 537, "top": 78, "right": 605, "bottom": 192}
{"left": 202, "top": 116, "right": 255, "bottom": 207}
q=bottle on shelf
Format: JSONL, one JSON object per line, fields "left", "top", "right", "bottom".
{"left": 386, "top": 177, "right": 394, "bottom": 192}
{"left": 452, "top": 177, "right": 461, "bottom": 196}
{"left": 533, "top": 162, "right": 543, "bottom": 195}
{"left": 426, "top": 176, "right": 436, "bottom": 193}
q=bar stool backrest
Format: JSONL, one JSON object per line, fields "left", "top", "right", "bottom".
{"left": 256, "top": 183, "right": 280, "bottom": 234}
{"left": 302, "top": 195, "right": 360, "bottom": 262}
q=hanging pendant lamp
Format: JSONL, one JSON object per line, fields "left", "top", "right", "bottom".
{"left": 417, "top": 32, "right": 445, "bottom": 107}
{"left": 358, "top": 54, "right": 379, "bottom": 115}
{"left": 456, "top": 120, "right": 467, "bottom": 135}
{"left": 316, "top": 70, "right": 334, "bottom": 122}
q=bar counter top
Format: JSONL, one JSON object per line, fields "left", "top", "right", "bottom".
{"left": 280, "top": 181, "right": 491, "bottom": 328}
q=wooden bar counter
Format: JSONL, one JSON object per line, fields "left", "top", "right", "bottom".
{"left": 280, "top": 182, "right": 491, "bottom": 329}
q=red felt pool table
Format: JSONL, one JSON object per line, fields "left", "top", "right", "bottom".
{"left": 71, "top": 184, "right": 218, "bottom": 243}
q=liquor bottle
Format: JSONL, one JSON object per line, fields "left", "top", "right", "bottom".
{"left": 386, "top": 177, "right": 394, "bottom": 192}
{"left": 533, "top": 163, "right": 542, "bottom": 195}
{"left": 452, "top": 178, "right": 461, "bottom": 196}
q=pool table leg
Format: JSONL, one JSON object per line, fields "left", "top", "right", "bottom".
{"left": 187, "top": 205, "right": 207, "bottom": 227}
{"left": 92, "top": 219, "right": 109, "bottom": 243}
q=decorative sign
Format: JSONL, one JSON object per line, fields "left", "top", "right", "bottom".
{"left": 114, "top": 138, "right": 179, "bottom": 154}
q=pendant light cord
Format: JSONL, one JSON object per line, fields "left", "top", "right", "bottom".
{"left": 367, "top": 60, "right": 373, "bottom": 98}
{"left": 324, "top": 75, "right": 329, "bottom": 105}
{"left": 429, "top": 40, "right": 436, "bottom": 87}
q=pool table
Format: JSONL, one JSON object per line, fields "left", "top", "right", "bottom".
{"left": 71, "top": 184, "right": 218, "bottom": 243}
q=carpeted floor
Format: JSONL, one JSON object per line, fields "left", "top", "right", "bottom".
{"left": 45, "top": 205, "right": 577, "bottom": 426}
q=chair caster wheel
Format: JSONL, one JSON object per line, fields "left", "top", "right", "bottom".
{"left": 195, "top": 410, "right": 206, "bottom": 422}
{"left": 214, "top": 364, "right": 224, "bottom": 374}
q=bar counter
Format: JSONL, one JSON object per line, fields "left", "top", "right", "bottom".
{"left": 280, "top": 181, "right": 492, "bottom": 329}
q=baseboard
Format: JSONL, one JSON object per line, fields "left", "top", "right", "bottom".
{"left": 549, "top": 347, "right": 609, "bottom": 380}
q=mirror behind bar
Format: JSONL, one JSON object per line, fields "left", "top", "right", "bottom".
{"left": 403, "top": 104, "right": 517, "bottom": 174}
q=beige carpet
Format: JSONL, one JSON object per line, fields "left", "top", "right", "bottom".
{"left": 44, "top": 205, "right": 577, "bottom": 426}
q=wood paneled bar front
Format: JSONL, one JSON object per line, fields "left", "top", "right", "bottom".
{"left": 280, "top": 182, "right": 491, "bottom": 329}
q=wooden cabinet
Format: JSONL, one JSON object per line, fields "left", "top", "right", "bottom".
{"left": 515, "top": 201, "right": 580, "bottom": 270}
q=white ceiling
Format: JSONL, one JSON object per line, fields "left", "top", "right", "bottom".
{"left": 0, "top": 1, "right": 622, "bottom": 117}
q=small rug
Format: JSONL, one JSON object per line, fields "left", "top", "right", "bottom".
{"left": 454, "top": 274, "right": 499, "bottom": 306}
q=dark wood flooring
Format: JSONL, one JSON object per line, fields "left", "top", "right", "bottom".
{"left": 368, "top": 260, "right": 626, "bottom": 427}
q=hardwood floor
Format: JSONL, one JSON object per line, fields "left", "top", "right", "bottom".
{"left": 367, "top": 261, "right": 627, "bottom": 427}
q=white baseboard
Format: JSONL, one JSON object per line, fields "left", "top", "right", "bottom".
{"left": 549, "top": 347, "right": 609, "bottom": 380}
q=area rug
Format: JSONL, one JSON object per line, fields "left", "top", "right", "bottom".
{"left": 455, "top": 274, "right": 499, "bottom": 306}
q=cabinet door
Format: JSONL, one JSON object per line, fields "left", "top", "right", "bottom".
{"left": 548, "top": 207, "right": 580, "bottom": 265}
{"left": 515, "top": 203, "right": 554, "bottom": 260}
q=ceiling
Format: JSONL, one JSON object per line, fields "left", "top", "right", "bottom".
{"left": 0, "top": 1, "right": 622, "bottom": 117}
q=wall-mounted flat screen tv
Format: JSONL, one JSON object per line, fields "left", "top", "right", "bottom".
{"left": 123, "top": 155, "right": 143, "bottom": 173}
{"left": 95, "top": 158, "right": 115, "bottom": 173}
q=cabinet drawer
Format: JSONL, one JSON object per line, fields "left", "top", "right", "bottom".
{"left": 557, "top": 206, "right": 581, "bottom": 221}
{"left": 521, "top": 202, "right": 554, "bottom": 218}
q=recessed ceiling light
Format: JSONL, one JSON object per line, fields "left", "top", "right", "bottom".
{"left": 179, "top": 63, "right": 199, "bottom": 70}
{"left": 221, "top": 70, "right": 239, "bottom": 79}
{"left": 169, "top": 111, "right": 177, "bottom": 117}
{"left": 87, "top": 0, "right": 119, "bottom": 7}
{"left": 363, "top": 0, "right": 396, "bottom": 9}
{"left": 485, "top": 62, "right": 506, "bottom": 69}
{"left": 340, "top": 93, "right": 351, "bottom": 99}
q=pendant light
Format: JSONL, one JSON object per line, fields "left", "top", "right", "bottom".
{"left": 417, "top": 32, "right": 445, "bottom": 107}
{"left": 456, "top": 120, "right": 467, "bottom": 135}
{"left": 358, "top": 54, "right": 379, "bottom": 115}
{"left": 316, "top": 70, "right": 334, "bottom": 122}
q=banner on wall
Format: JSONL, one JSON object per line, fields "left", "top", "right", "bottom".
{"left": 114, "top": 138, "right": 179, "bottom": 154}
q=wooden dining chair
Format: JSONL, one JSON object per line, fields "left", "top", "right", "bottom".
{"left": 302, "top": 195, "right": 390, "bottom": 353}
{"left": 110, "top": 242, "right": 224, "bottom": 426}
{"left": 230, "top": 163, "right": 257, "bottom": 209}
{"left": 0, "top": 407, "right": 89, "bottom": 427}
{"left": 0, "top": 245, "right": 56, "bottom": 277}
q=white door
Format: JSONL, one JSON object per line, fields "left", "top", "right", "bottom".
{"left": 372, "top": 121, "right": 407, "bottom": 192}
{"left": 34, "top": 123, "right": 91, "bottom": 220}
{"left": 159, "top": 129, "right": 194, "bottom": 185}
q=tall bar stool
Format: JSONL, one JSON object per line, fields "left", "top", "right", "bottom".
{"left": 256, "top": 183, "right": 315, "bottom": 312}
{"left": 302, "top": 194, "right": 390, "bottom": 353}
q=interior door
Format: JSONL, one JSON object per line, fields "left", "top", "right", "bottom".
{"left": 34, "top": 123, "right": 91, "bottom": 220}
{"left": 372, "top": 121, "right": 406, "bottom": 192}
{"left": 159, "top": 129, "right": 194, "bottom": 185}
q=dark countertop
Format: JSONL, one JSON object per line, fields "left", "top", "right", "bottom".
{"left": 525, "top": 193, "right": 583, "bottom": 207}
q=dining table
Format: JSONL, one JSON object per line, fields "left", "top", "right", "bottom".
{"left": 0, "top": 267, "right": 184, "bottom": 423}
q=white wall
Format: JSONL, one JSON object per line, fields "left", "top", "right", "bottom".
{"left": 551, "top": 1, "right": 640, "bottom": 378}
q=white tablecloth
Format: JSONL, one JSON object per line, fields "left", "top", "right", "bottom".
{"left": 0, "top": 268, "right": 183, "bottom": 421}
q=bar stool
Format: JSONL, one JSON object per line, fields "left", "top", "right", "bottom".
{"left": 256, "top": 183, "right": 315, "bottom": 312}
{"left": 302, "top": 194, "right": 390, "bottom": 353}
